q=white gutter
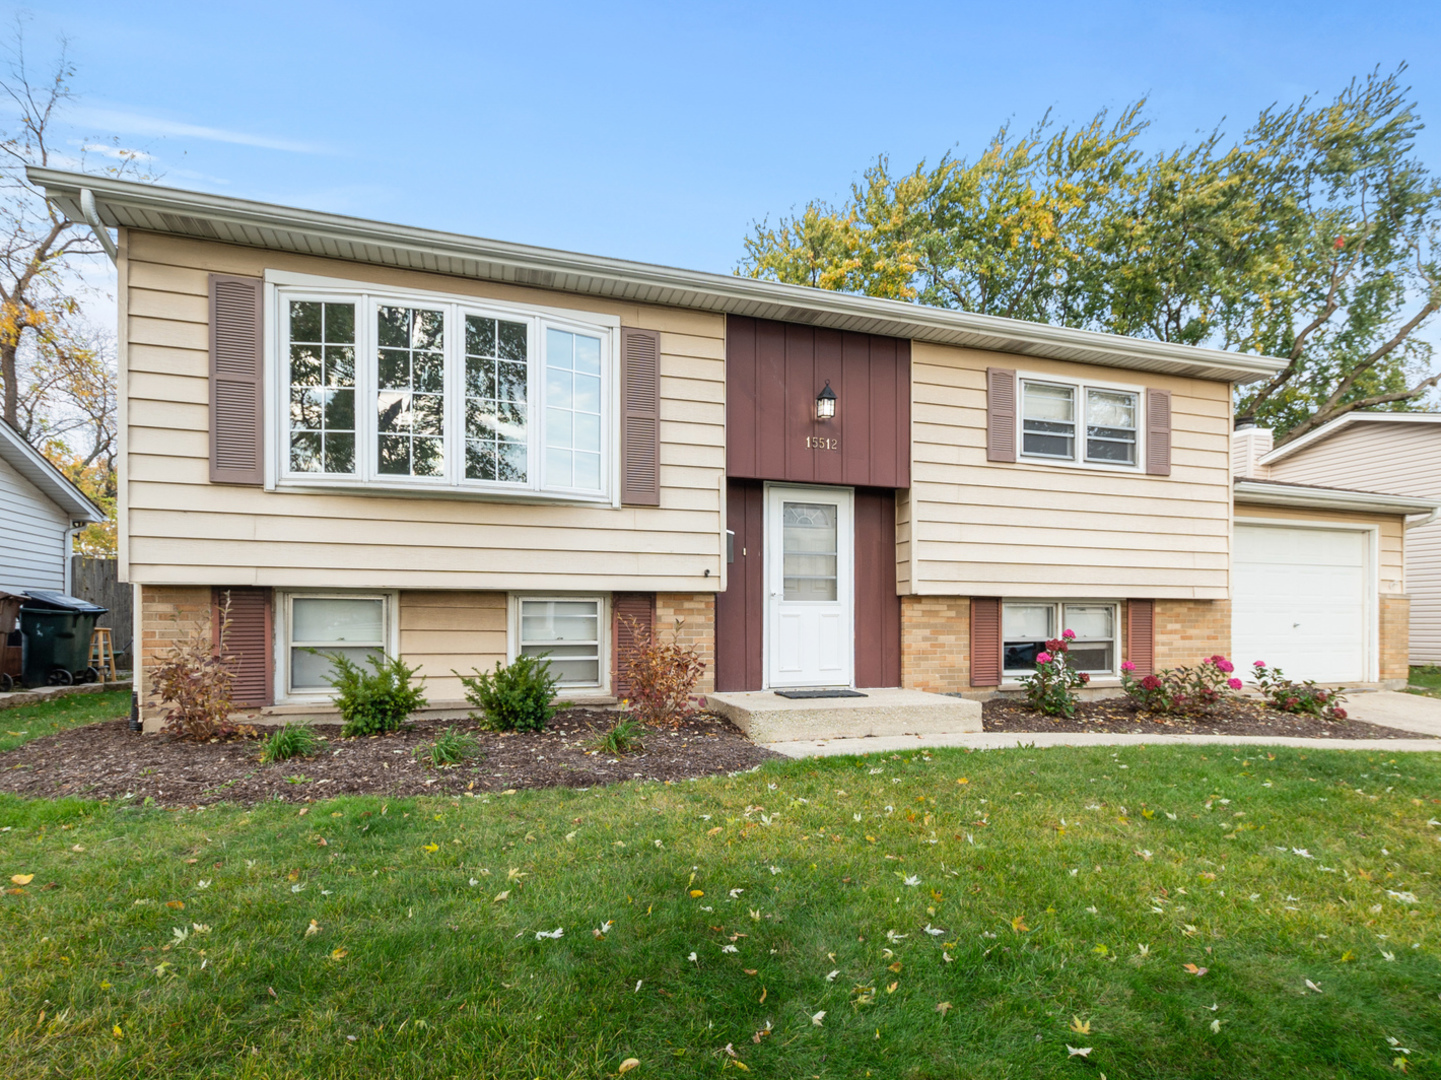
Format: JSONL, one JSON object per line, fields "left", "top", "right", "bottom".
{"left": 1234, "top": 479, "right": 1441, "bottom": 516}
{"left": 1405, "top": 508, "right": 1441, "bottom": 531}
{"left": 79, "top": 188, "right": 118, "bottom": 264}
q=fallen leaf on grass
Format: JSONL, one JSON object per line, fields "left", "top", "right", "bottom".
{"left": 112, "top": 1023, "right": 123, "bottom": 1038}
{"left": 535, "top": 927, "right": 564, "bottom": 940}
{"left": 165, "top": 900, "right": 184, "bottom": 910}
{"left": 493, "top": 891, "right": 510, "bottom": 903}
{"left": 1066, "top": 1045, "right": 1092, "bottom": 1058}
{"left": 305, "top": 920, "right": 320, "bottom": 937}
{"left": 330, "top": 947, "right": 348, "bottom": 961}
{"left": 1305, "top": 979, "right": 1323, "bottom": 994}
{"left": 1069, "top": 1017, "right": 1092, "bottom": 1035}
{"left": 10, "top": 874, "right": 33, "bottom": 885}
{"left": 1011, "top": 916, "right": 1029, "bottom": 933}
{"left": 1183, "top": 963, "right": 1208, "bottom": 976}
{"left": 618, "top": 1059, "right": 640, "bottom": 1074}
{"left": 935, "top": 1001, "right": 952, "bottom": 1015}
{"left": 811, "top": 1010, "right": 826, "bottom": 1027}
{"left": 422, "top": 843, "right": 439, "bottom": 853}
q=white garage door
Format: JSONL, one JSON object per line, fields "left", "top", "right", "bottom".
{"left": 1232, "top": 524, "right": 1369, "bottom": 683}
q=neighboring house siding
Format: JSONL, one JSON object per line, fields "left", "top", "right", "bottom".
{"left": 0, "top": 452, "right": 69, "bottom": 594}
{"left": 1266, "top": 422, "right": 1441, "bottom": 663}
{"left": 121, "top": 232, "right": 726, "bottom": 591}
{"left": 907, "top": 343, "right": 1232, "bottom": 598}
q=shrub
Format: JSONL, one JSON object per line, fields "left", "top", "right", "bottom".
{"left": 1017, "top": 630, "right": 1089, "bottom": 718}
{"left": 457, "top": 654, "right": 559, "bottom": 732}
{"left": 259, "top": 723, "right": 322, "bottom": 763}
{"left": 415, "top": 726, "right": 481, "bottom": 767}
{"left": 1120, "top": 654, "right": 1243, "bottom": 716}
{"left": 589, "top": 715, "right": 646, "bottom": 756}
{"left": 151, "top": 592, "right": 253, "bottom": 740}
{"left": 618, "top": 617, "right": 706, "bottom": 727}
{"left": 320, "top": 651, "right": 428, "bottom": 737}
{"left": 1252, "top": 662, "right": 1349, "bottom": 720}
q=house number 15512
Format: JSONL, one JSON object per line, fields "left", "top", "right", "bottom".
{"left": 806, "top": 435, "right": 840, "bottom": 451}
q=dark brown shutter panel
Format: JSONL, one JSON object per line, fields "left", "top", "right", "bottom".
{"left": 620, "top": 327, "right": 661, "bottom": 506}
{"left": 1127, "top": 598, "right": 1155, "bottom": 676}
{"left": 612, "top": 592, "right": 656, "bottom": 699}
{"left": 209, "top": 274, "right": 265, "bottom": 485}
{"left": 1145, "top": 389, "right": 1172, "bottom": 476}
{"left": 986, "top": 368, "right": 1017, "bottom": 462}
{"left": 214, "top": 587, "right": 272, "bottom": 707}
{"left": 970, "top": 596, "right": 1002, "bottom": 687}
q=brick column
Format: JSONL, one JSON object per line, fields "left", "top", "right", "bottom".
{"left": 654, "top": 593, "right": 716, "bottom": 694}
{"left": 1153, "top": 599, "right": 1232, "bottom": 669}
{"left": 900, "top": 596, "right": 970, "bottom": 693}
{"left": 137, "top": 585, "right": 213, "bottom": 725}
{"left": 1380, "top": 594, "right": 1410, "bottom": 684}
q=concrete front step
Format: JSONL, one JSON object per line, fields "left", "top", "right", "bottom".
{"left": 704, "top": 688, "right": 982, "bottom": 744}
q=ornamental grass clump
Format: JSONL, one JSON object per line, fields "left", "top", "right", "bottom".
{"left": 415, "top": 726, "right": 481, "bottom": 767}
{"left": 1018, "top": 629, "right": 1090, "bottom": 718}
{"left": 258, "top": 723, "right": 323, "bottom": 764}
{"left": 1120, "top": 654, "right": 1244, "bottom": 716}
{"left": 1252, "top": 662, "right": 1349, "bottom": 720}
{"left": 589, "top": 715, "right": 646, "bottom": 756}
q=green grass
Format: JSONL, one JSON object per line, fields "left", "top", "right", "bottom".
{"left": 1409, "top": 666, "right": 1441, "bottom": 697}
{"left": 1, "top": 744, "right": 1439, "bottom": 1078}
{"left": 0, "top": 689, "right": 130, "bottom": 753}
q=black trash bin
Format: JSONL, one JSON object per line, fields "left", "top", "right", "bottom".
{"left": 19, "top": 590, "right": 109, "bottom": 687}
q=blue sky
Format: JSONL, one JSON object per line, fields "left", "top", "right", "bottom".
{"left": 11, "top": 0, "right": 1441, "bottom": 280}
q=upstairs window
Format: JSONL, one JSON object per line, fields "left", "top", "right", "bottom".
{"left": 276, "top": 283, "right": 614, "bottom": 500}
{"left": 1019, "top": 378, "right": 1140, "bottom": 469}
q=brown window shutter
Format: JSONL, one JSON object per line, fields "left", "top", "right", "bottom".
{"left": 970, "top": 596, "right": 1002, "bottom": 686}
{"left": 213, "top": 587, "right": 273, "bottom": 707}
{"left": 620, "top": 327, "right": 661, "bottom": 506}
{"left": 1145, "top": 389, "right": 1172, "bottom": 476}
{"left": 986, "top": 368, "right": 1017, "bottom": 462}
{"left": 1127, "top": 598, "right": 1155, "bottom": 676}
{"left": 612, "top": 592, "right": 656, "bottom": 699}
{"left": 209, "top": 274, "right": 265, "bottom": 485}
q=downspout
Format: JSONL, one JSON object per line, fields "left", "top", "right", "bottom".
{"left": 79, "top": 188, "right": 118, "bottom": 264}
{"left": 1406, "top": 508, "right": 1440, "bottom": 531}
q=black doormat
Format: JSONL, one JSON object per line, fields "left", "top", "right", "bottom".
{"left": 773, "top": 689, "right": 869, "bottom": 699}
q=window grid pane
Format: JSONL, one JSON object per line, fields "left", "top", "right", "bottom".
{"left": 544, "top": 328, "right": 604, "bottom": 491}
{"left": 1061, "top": 603, "right": 1117, "bottom": 674}
{"left": 288, "top": 301, "right": 357, "bottom": 475}
{"left": 289, "top": 596, "right": 387, "bottom": 693}
{"left": 1002, "top": 602, "right": 1055, "bottom": 674}
{"left": 1085, "top": 389, "right": 1138, "bottom": 465}
{"left": 465, "top": 315, "right": 529, "bottom": 483}
{"left": 1021, "top": 382, "right": 1076, "bottom": 459}
{"left": 376, "top": 305, "right": 445, "bottom": 478}
{"left": 519, "top": 599, "right": 601, "bottom": 686}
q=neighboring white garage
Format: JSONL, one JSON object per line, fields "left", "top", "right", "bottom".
{"left": 1232, "top": 522, "right": 1368, "bottom": 681}
{"left": 1232, "top": 479, "right": 1441, "bottom": 687}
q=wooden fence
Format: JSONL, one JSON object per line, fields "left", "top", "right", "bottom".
{"left": 70, "top": 556, "right": 132, "bottom": 663}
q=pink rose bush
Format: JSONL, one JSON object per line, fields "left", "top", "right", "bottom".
{"left": 1018, "top": 633, "right": 1088, "bottom": 719}
{"left": 1251, "top": 662, "right": 1349, "bottom": 722}
{"left": 1120, "top": 654, "right": 1243, "bottom": 717}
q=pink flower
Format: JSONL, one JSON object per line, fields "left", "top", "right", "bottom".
{"left": 1079, "top": 672, "right": 1091, "bottom": 683}
{"left": 1121, "top": 661, "right": 1136, "bottom": 673}
{"left": 1227, "top": 677, "right": 1243, "bottom": 690}
{"left": 1333, "top": 707, "right": 1347, "bottom": 720}
{"left": 1035, "top": 652, "right": 1052, "bottom": 665}
{"left": 1062, "top": 629, "right": 1076, "bottom": 640}
{"left": 1216, "top": 659, "right": 1235, "bottom": 674}
{"left": 1253, "top": 660, "right": 1265, "bottom": 668}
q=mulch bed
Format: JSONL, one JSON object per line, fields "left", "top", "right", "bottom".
{"left": 982, "top": 695, "right": 1433, "bottom": 740}
{"left": 0, "top": 709, "right": 781, "bottom": 807}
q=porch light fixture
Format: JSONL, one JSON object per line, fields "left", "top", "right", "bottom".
{"left": 815, "top": 380, "right": 837, "bottom": 420}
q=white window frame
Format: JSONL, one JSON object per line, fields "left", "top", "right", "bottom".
{"left": 1001, "top": 599, "right": 1121, "bottom": 679}
{"left": 276, "top": 590, "right": 399, "bottom": 702}
{"left": 1017, "top": 372, "right": 1144, "bottom": 472}
{"left": 264, "top": 270, "right": 621, "bottom": 505}
{"left": 507, "top": 593, "right": 611, "bottom": 696}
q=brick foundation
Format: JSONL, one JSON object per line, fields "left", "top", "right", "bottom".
{"left": 655, "top": 592, "right": 716, "bottom": 694}
{"left": 1380, "top": 594, "right": 1410, "bottom": 684}
{"left": 1153, "top": 599, "right": 1231, "bottom": 669}
{"left": 900, "top": 596, "right": 970, "bottom": 693}
{"left": 137, "top": 585, "right": 214, "bottom": 724}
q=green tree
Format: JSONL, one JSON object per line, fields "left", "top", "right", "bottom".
{"left": 740, "top": 69, "right": 1440, "bottom": 445}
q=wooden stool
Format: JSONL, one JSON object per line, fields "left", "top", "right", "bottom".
{"left": 89, "top": 627, "right": 118, "bottom": 683}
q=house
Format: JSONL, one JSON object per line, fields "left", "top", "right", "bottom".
{"left": 28, "top": 168, "right": 1428, "bottom": 730}
{"left": 0, "top": 417, "right": 105, "bottom": 595}
{"left": 1236, "top": 413, "right": 1441, "bottom": 667}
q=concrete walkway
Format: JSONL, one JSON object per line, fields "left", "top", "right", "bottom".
{"left": 1343, "top": 689, "right": 1441, "bottom": 737}
{"left": 765, "top": 730, "right": 1441, "bottom": 758}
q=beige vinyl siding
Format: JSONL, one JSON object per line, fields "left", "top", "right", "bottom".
{"left": 908, "top": 343, "right": 1232, "bottom": 598}
{"left": 1232, "top": 500, "right": 1405, "bottom": 594}
{"left": 1266, "top": 420, "right": 1441, "bottom": 662}
{"left": 398, "top": 590, "right": 507, "bottom": 701}
{"left": 120, "top": 232, "right": 726, "bottom": 592}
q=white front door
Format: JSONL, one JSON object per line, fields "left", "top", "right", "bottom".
{"left": 765, "top": 485, "right": 854, "bottom": 688}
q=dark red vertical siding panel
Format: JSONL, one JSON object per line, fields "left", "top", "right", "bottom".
{"left": 894, "top": 340, "right": 911, "bottom": 488}
{"left": 715, "top": 479, "right": 765, "bottom": 691}
{"left": 870, "top": 336, "right": 900, "bottom": 488}
{"left": 755, "top": 320, "right": 788, "bottom": 483}
{"left": 726, "top": 317, "right": 757, "bottom": 478}
{"left": 612, "top": 593, "right": 657, "bottom": 698}
{"left": 815, "top": 328, "right": 845, "bottom": 487}
{"left": 970, "top": 597, "right": 1002, "bottom": 687}
{"left": 784, "top": 325, "right": 815, "bottom": 483}
{"left": 1127, "top": 599, "right": 1156, "bottom": 675}
{"left": 214, "top": 586, "right": 272, "bottom": 707}
{"left": 854, "top": 488, "right": 901, "bottom": 688}
{"left": 840, "top": 331, "right": 869, "bottom": 483}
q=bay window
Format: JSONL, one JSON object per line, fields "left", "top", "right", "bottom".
{"left": 1019, "top": 377, "right": 1140, "bottom": 468}
{"left": 1002, "top": 600, "right": 1119, "bottom": 678}
{"left": 276, "top": 280, "right": 614, "bottom": 500}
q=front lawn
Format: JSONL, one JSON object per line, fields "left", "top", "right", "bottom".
{"left": 0, "top": 690, "right": 131, "bottom": 753}
{"left": 1, "top": 744, "right": 1438, "bottom": 1079}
